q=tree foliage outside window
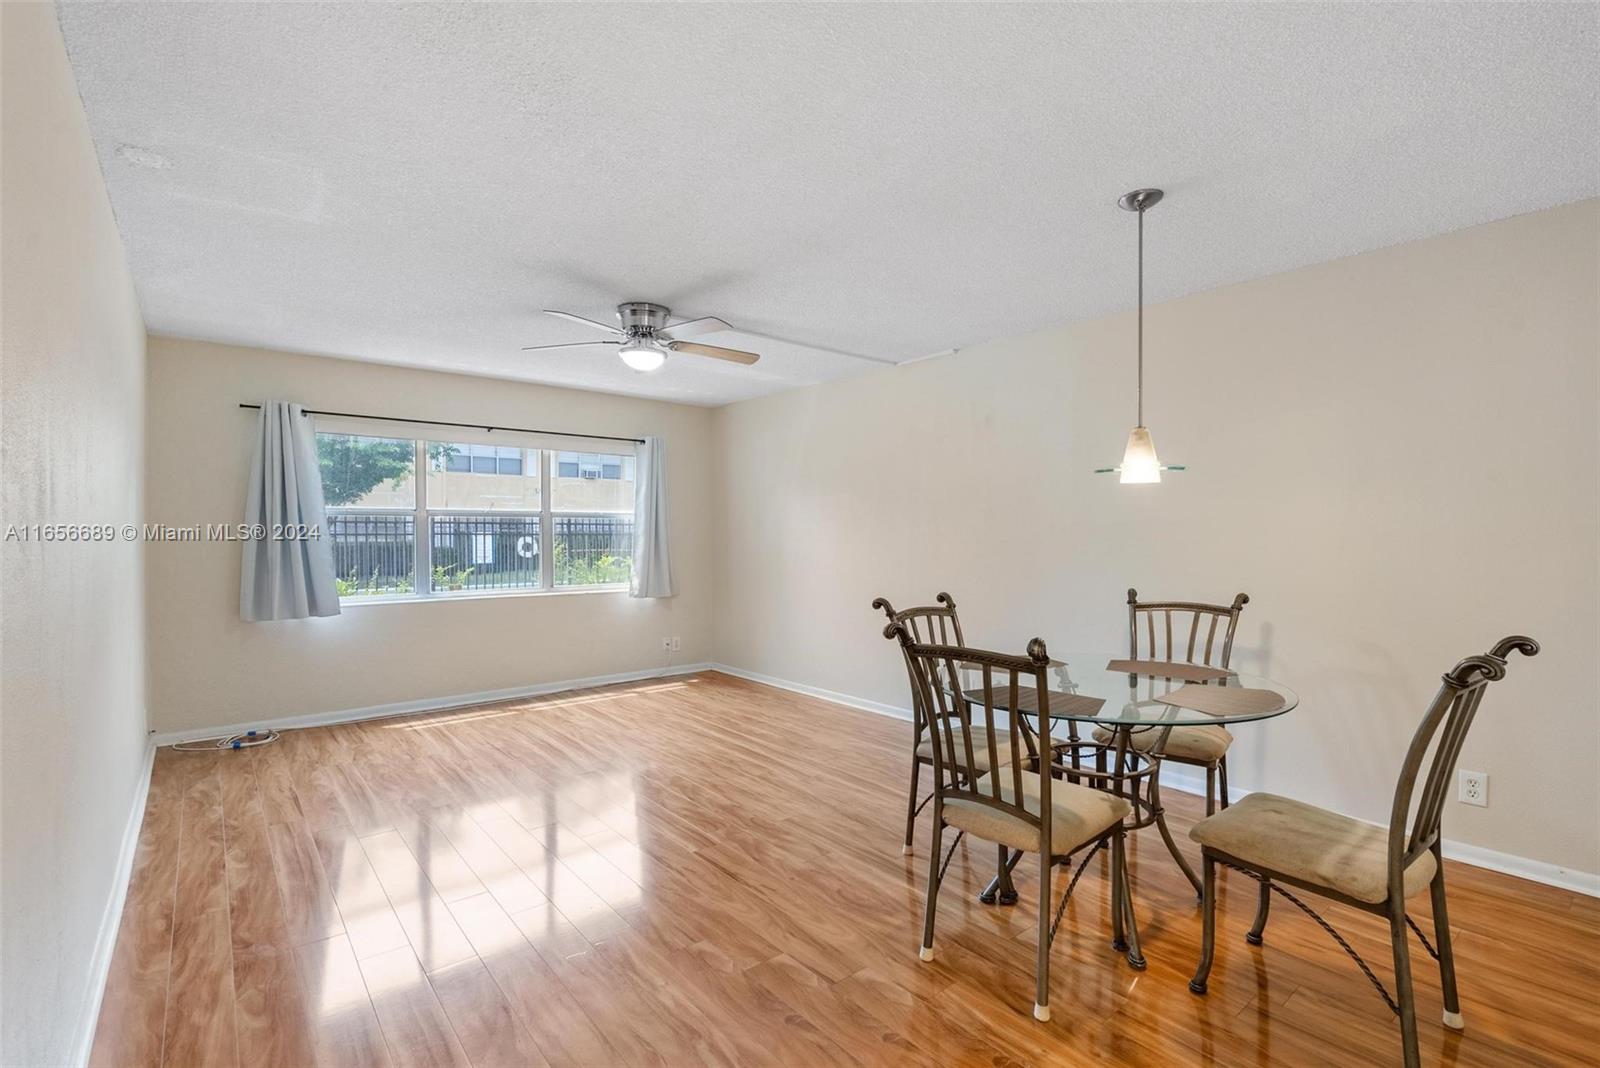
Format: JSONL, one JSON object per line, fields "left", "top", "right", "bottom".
{"left": 318, "top": 435, "right": 456, "bottom": 506}
{"left": 552, "top": 542, "right": 631, "bottom": 587}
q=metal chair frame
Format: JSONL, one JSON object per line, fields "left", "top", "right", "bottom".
{"left": 1113, "top": 587, "right": 1250, "bottom": 815}
{"left": 874, "top": 593, "right": 990, "bottom": 855}
{"left": 890, "top": 623, "right": 1143, "bottom": 1022}
{"left": 1188, "top": 636, "right": 1539, "bottom": 1068}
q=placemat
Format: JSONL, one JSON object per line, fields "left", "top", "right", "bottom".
{"left": 1153, "top": 684, "right": 1285, "bottom": 717}
{"left": 1105, "top": 658, "right": 1234, "bottom": 682}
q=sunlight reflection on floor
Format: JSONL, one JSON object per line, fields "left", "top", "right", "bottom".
{"left": 287, "top": 683, "right": 682, "bottom": 1019}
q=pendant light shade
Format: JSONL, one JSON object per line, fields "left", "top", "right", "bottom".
{"left": 1096, "top": 188, "right": 1184, "bottom": 482}
{"left": 1119, "top": 426, "right": 1162, "bottom": 484}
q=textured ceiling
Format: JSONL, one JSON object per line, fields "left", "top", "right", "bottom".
{"left": 58, "top": 2, "right": 1598, "bottom": 406}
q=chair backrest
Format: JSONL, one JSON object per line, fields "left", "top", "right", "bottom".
{"left": 875, "top": 593, "right": 967, "bottom": 742}
{"left": 1388, "top": 636, "right": 1539, "bottom": 890}
{"left": 1127, "top": 587, "right": 1250, "bottom": 668}
{"left": 874, "top": 592, "right": 966, "bottom": 648}
{"left": 889, "top": 620, "right": 1053, "bottom": 841}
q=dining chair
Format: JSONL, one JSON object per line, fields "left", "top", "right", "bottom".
{"left": 876, "top": 593, "right": 1024, "bottom": 856}
{"left": 888, "top": 622, "right": 1140, "bottom": 1022}
{"left": 1092, "top": 588, "right": 1250, "bottom": 814}
{"left": 1187, "top": 635, "right": 1539, "bottom": 1068}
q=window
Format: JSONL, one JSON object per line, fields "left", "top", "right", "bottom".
{"left": 426, "top": 444, "right": 540, "bottom": 512}
{"left": 317, "top": 433, "right": 418, "bottom": 597}
{"left": 551, "top": 449, "right": 634, "bottom": 587}
{"left": 555, "top": 451, "right": 633, "bottom": 482}
{"left": 447, "top": 443, "right": 526, "bottom": 476}
{"left": 318, "top": 429, "right": 633, "bottom": 600}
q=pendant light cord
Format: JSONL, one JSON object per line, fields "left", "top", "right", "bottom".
{"left": 1136, "top": 204, "right": 1144, "bottom": 428}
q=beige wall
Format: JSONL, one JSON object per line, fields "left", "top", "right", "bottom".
{"left": 712, "top": 200, "right": 1600, "bottom": 877}
{"left": 1, "top": 5, "right": 149, "bottom": 1065}
{"left": 144, "top": 337, "right": 714, "bottom": 733}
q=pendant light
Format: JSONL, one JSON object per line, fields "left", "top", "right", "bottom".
{"left": 1096, "top": 188, "right": 1185, "bottom": 483}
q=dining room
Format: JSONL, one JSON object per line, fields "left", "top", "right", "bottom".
{"left": 6, "top": 3, "right": 1597, "bottom": 1067}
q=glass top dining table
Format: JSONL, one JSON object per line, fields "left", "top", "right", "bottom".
{"left": 948, "top": 654, "right": 1299, "bottom": 913}
{"left": 954, "top": 653, "right": 1299, "bottom": 729}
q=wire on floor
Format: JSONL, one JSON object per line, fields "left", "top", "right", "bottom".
{"left": 171, "top": 729, "right": 282, "bottom": 753}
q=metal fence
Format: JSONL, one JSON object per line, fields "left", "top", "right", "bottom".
{"left": 327, "top": 512, "right": 415, "bottom": 596}
{"left": 554, "top": 513, "right": 633, "bottom": 586}
{"left": 327, "top": 510, "right": 632, "bottom": 595}
{"left": 430, "top": 513, "right": 541, "bottom": 591}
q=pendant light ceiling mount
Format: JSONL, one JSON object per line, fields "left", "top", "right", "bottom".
{"left": 1117, "top": 188, "right": 1164, "bottom": 213}
{"left": 1096, "top": 187, "right": 1186, "bottom": 484}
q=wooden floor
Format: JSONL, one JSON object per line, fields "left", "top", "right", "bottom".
{"left": 92, "top": 671, "right": 1598, "bottom": 1067}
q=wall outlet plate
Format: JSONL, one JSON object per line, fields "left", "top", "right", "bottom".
{"left": 670, "top": 636, "right": 682, "bottom": 651}
{"left": 661, "top": 637, "right": 673, "bottom": 651}
{"left": 1458, "top": 769, "right": 1488, "bottom": 807}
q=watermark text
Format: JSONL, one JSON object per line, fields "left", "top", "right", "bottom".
{"left": 4, "top": 523, "right": 322, "bottom": 543}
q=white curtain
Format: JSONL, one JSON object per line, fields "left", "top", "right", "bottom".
{"left": 630, "top": 436, "right": 675, "bottom": 598}
{"left": 240, "top": 401, "right": 341, "bottom": 621}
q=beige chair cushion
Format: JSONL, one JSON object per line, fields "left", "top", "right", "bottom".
{"left": 1188, "top": 792, "right": 1438, "bottom": 904}
{"left": 917, "top": 735, "right": 1017, "bottom": 773}
{"left": 943, "top": 771, "right": 1131, "bottom": 857}
{"left": 1091, "top": 723, "right": 1232, "bottom": 762}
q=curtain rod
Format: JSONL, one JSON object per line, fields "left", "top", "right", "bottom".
{"left": 237, "top": 404, "right": 645, "bottom": 445}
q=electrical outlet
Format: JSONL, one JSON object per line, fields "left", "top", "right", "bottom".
{"left": 1458, "top": 770, "right": 1488, "bottom": 807}
{"left": 670, "top": 636, "right": 682, "bottom": 651}
{"left": 661, "top": 637, "right": 673, "bottom": 651}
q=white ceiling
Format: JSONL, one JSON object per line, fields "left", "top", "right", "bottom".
{"left": 58, "top": 2, "right": 1598, "bottom": 406}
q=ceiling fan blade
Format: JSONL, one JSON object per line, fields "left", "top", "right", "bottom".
{"left": 543, "top": 310, "right": 622, "bottom": 335}
{"left": 659, "top": 316, "right": 733, "bottom": 341}
{"left": 520, "top": 340, "right": 621, "bottom": 352}
{"left": 669, "top": 340, "right": 760, "bottom": 365}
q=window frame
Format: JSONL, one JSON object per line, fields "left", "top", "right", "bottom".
{"left": 316, "top": 420, "right": 636, "bottom": 605}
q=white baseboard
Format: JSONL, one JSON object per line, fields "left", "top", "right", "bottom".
{"left": 1437, "top": 839, "right": 1600, "bottom": 896}
{"left": 712, "top": 663, "right": 1600, "bottom": 898}
{"left": 72, "top": 737, "right": 156, "bottom": 1068}
{"left": 708, "top": 663, "right": 912, "bottom": 722}
{"left": 1157, "top": 762, "right": 1249, "bottom": 806}
{"left": 149, "top": 662, "right": 714, "bottom": 746}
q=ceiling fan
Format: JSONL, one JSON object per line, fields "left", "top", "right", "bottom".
{"left": 522, "top": 302, "right": 759, "bottom": 372}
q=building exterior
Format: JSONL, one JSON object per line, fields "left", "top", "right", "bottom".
{"left": 343, "top": 446, "right": 635, "bottom": 512}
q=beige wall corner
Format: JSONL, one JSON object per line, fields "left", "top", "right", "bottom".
{"left": 1, "top": 5, "right": 150, "bottom": 1065}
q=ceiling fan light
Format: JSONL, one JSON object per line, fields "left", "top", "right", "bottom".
{"left": 1119, "top": 426, "right": 1162, "bottom": 484}
{"left": 618, "top": 342, "right": 666, "bottom": 372}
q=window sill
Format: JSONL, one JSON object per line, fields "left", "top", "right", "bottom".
{"left": 338, "top": 584, "right": 630, "bottom": 607}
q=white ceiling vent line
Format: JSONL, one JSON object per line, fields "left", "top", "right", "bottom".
{"left": 55, "top": 3, "right": 1599, "bottom": 405}
{"left": 733, "top": 330, "right": 897, "bottom": 367}
{"left": 898, "top": 348, "right": 960, "bottom": 367}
